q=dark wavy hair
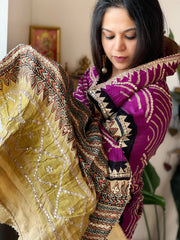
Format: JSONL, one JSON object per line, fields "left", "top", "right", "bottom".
{"left": 91, "top": 0, "right": 164, "bottom": 82}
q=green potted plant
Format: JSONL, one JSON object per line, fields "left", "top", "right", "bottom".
{"left": 142, "top": 162, "right": 166, "bottom": 240}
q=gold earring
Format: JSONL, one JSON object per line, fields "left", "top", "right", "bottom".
{"left": 101, "top": 55, "right": 107, "bottom": 74}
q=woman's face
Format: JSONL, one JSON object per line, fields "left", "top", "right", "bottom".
{"left": 101, "top": 7, "right": 137, "bottom": 77}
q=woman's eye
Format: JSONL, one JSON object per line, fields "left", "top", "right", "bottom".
{"left": 105, "top": 35, "right": 114, "bottom": 40}
{"left": 125, "top": 34, "right": 136, "bottom": 40}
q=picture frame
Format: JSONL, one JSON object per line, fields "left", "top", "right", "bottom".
{"left": 30, "top": 26, "right": 60, "bottom": 63}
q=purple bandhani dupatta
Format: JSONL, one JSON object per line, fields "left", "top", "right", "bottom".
{"left": 74, "top": 53, "right": 180, "bottom": 239}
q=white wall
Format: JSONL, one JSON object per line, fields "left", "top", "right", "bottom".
{"left": 31, "top": 0, "right": 97, "bottom": 71}
{"left": 7, "top": 0, "right": 32, "bottom": 52}
{"left": 160, "top": 0, "right": 180, "bottom": 45}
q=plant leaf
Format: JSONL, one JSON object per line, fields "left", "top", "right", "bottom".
{"left": 171, "top": 91, "right": 180, "bottom": 104}
{"left": 170, "top": 163, "right": 180, "bottom": 239}
{"left": 142, "top": 162, "right": 160, "bottom": 193}
{"left": 177, "top": 64, "right": 180, "bottom": 81}
{"left": 142, "top": 190, "right": 166, "bottom": 210}
{"left": 168, "top": 29, "right": 174, "bottom": 40}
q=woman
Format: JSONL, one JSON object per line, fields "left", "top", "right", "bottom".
{"left": 0, "top": 0, "right": 179, "bottom": 240}
{"left": 73, "top": 0, "right": 180, "bottom": 239}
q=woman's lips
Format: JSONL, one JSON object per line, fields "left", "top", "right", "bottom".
{"left": 113, "top": 56, "right": 127, "bottom": 63}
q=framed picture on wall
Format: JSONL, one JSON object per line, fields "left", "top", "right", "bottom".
{"left": 29, "top": 26, "right": 60, "bottom": 63}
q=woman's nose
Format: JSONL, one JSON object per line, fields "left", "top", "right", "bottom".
{"left": 114, "top": 36, "right": 126, "bottom": 51}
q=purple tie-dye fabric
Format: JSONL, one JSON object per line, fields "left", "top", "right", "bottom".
{"left": 74, "top": 53, "right": 180, "bottom": 239}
